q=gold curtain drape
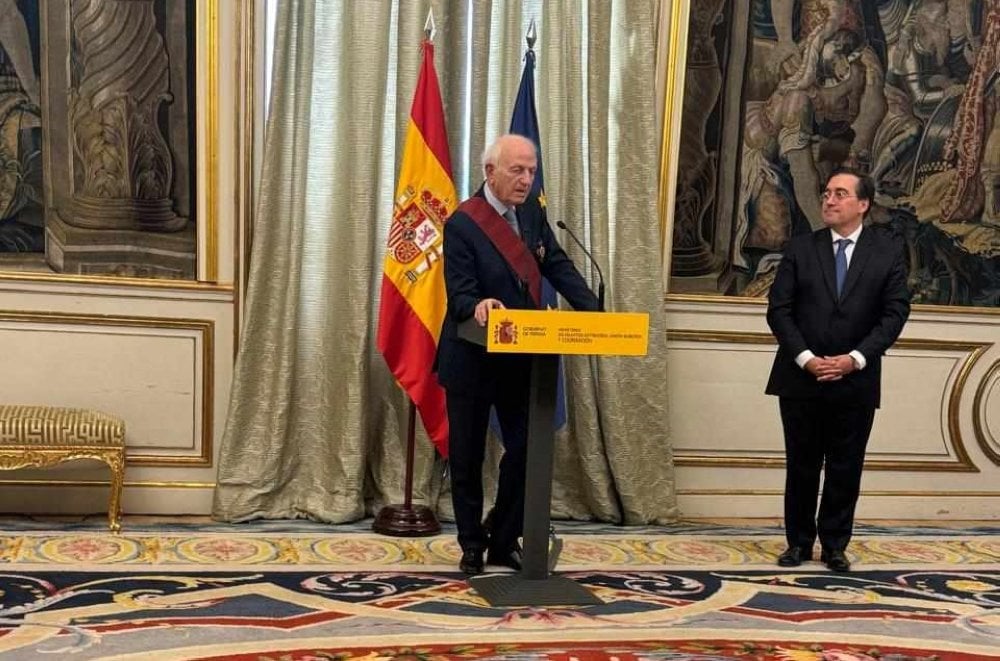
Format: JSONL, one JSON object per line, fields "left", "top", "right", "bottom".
{"left": 213, "top": 0, "right": 676, "bottom": 525}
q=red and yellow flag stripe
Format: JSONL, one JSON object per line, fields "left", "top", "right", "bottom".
{"left": 376, "top": 41, "right": 455, "bottom": 457}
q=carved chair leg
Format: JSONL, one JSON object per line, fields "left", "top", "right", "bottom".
{"left": 106, "top": 450, "right": 125, "bottom": 534}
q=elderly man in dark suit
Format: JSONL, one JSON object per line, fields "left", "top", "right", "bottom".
{"left": 436, "top": 134, "right": 599, "bottom": 576}
{"left": 766, "top": 168, "right": 910, "bottom": 572}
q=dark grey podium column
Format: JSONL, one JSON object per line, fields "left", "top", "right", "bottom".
{"left": 459, "top": 319, "right": 601, "bottom": 606}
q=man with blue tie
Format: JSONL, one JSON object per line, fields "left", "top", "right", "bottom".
{"left": 436, "top": 134, "right": 599, "bottom": 576}
{"left": 766, "top": 168, "right": 911, "bottom": 572}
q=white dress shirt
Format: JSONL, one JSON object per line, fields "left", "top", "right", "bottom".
{"left": 794, "top": 225, "right": 867, "bottom": 371}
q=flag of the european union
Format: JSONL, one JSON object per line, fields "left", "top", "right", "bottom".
{"left": 509, "top": 50, "right": 544, "bottom": 197}
{"left": 509, "top": 48, "right": 567, "bottom": 431}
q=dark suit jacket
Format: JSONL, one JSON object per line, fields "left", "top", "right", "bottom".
{"left": 436, "top": 187, "right": 600, "bottom": 390}
{"left": 765, "top": 225, "right": 910, "bottom": 408}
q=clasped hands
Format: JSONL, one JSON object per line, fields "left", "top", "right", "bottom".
{"left": 474, "top": 298, "right": 505, "bottom": 326}
{"left": 805, "top": 355, "right": 856, "bottom": 382}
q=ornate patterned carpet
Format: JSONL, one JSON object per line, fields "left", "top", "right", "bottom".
{"left": 1, "top": 519, "right": 999, "bottom": 660}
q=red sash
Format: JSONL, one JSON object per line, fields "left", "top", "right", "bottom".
{"left": 460, "top": 197, "right": 541, "bottom": 307}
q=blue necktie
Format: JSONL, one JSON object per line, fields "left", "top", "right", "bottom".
{"left": 835, "top": 238, "right": 851, "bottom": 297}
{"left": 504, "top": 208, "right": 520, "bottom": 237}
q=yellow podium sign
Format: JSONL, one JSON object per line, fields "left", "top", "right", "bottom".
{"left": 486, "top": 309, "right": 649, "bottom": 355}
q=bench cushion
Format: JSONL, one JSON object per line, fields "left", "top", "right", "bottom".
{"left": 0, "top": 405, "right": 125, "bottom": 447}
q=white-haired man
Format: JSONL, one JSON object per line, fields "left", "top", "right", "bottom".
{"left": 435, "top": 134, "right": 599, "bottom": 575}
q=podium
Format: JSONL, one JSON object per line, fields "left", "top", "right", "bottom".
{"left": 458, "top": 308, "right": 648, "bottom": 607}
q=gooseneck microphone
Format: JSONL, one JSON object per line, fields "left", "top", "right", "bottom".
{"left": 556, "top": 220, "right": 605, "bottom": 311}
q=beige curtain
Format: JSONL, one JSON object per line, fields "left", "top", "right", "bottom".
{"left": 213, "top": 0, "right": 676, "bottom": 525}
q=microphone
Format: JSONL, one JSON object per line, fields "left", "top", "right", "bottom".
{"left": 556, "top": 220, "right": 605, "bottom": 311}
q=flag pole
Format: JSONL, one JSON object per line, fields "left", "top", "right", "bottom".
{"left": 373, "top": 397, "right": 439, "bottom": 536}
{"left": 373, "top": 7, "right": 444, "bottom": 537}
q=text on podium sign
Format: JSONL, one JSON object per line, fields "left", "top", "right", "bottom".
{"left": 486, "top": 309, "right": 649, "bottom": 356}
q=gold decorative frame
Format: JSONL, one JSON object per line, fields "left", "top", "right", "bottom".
{"left": 234, "top": 0, "right": 259, "bottom": 346}
{"left": 657, "top": 0, "right": 689, "bottom": 263}
{"left": 972, "top": 357, "right": 1000, "bottom": 466}
{"left": 0, "top": 478, "right": 215, "bottom": 489}
{"left": 0, "top": 310, "right": 215, "bottom": 467}
{"left": 203, "top": 0, "right": 219, "bottom": 283}
{"left": 0, "top": 0, "right": 223, "bottom": 287}
{"left": 678, "top": 488, "right": 1000, "bottom": 497}
{"left": 666, "top": 329, "right": 992, "bottom": 472}
{"left": 666, "top": 294, "right": 1000, "bottom": 317}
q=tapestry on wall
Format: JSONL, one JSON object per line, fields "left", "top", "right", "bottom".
{"left": 671, "top": 0, "right": 1000, "bottom": 307}
{"left": 0, "top": 0, "right": 197, "bottom": 279}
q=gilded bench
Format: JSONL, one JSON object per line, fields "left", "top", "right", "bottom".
{"left": 0, "top": 405, "right": 126, "bottom": 532}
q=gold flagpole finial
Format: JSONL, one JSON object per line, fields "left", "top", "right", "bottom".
{"left": 526, "top": 18, "right": 537, "bottom": 50}
{"left": 424, "top": 7, "right": 436, "bottom": 42}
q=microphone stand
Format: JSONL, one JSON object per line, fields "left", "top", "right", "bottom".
{"left": 554, "top": 219, "right": 625, "bottom": 525}
{"left": 556, "top": 220, "right": 605, "bottom": 311}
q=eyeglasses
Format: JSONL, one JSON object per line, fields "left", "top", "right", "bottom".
{"left": 821, "top": 190, "right": 857, "bottom": 202}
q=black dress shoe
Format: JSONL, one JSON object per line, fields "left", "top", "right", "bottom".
{"left": 459, "top": 549, "right": 484, "bottom": 575}
{"left": 777, "top": 546, "right": 812, "bottom": 567}
{"left": 820, "top": 548, "right": 851, "bottom": 572}
{"left": 486, "top": 546, "right": 523, "bottom": 571}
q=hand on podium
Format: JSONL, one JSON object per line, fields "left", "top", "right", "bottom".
{"left": 474, "top": 298, "right": 505, "bottom": 326}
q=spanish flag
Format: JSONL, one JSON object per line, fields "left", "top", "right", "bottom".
{"left": 376, "top": 40, "right": 455, "bottom": 458}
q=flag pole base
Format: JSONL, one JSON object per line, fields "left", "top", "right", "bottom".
{"left": 373, "top": 504, "right": 441, "bottom": 537}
